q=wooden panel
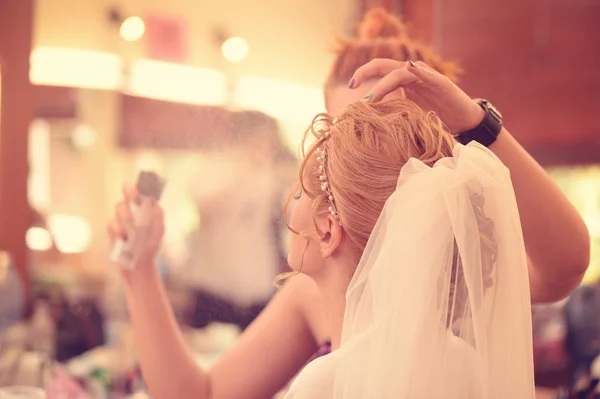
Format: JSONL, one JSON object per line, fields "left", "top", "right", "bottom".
{"left": 402, "top": 0, "right": 436, "bottom": 43}
{"left": 120, "top": 95, "right": 233, "bottom": 148}
{"left": 33, "top": 85, "right": 77, "bottom": 119}
{"left": 119, "top": 95, "right": 279, "bottom": 150}
{"left": 0, "top": 0, "right": 34, "bottom": 316}
{"left": 530, "top": 145, "right": 600, "bottom": 167}
{"left": 403, "top": 0, "right": 600, "bottom": 165}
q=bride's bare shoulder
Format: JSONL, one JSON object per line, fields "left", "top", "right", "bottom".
{"left": 285, "top": 274, "right": 329, "bottom": 343}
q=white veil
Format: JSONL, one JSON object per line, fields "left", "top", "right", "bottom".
{"left": 332, "top": 143, "right": 535, "bottom": 398}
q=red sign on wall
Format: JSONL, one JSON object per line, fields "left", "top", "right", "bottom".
{"left": 144, "top": 13, "right": 189, "bottom": 63}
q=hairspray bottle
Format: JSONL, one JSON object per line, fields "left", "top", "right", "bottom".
{"left": 110, "top": 171, "right": 165, "bottom": 270}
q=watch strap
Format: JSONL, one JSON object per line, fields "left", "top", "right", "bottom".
{"left": 456, "top": 100, "right": 503, "bottom": 147}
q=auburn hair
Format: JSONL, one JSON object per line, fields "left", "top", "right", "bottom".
{"left": 325, "top": 7, "right": 461, "bottom": 106}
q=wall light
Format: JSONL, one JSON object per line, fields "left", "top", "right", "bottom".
{"left": 28, "top": 119, "right": 52, "bottom": 210}
{"left": 30, "top": 47, "right": 123, "bottom": 90}
{"left": 127, "top": 59, "right": 227, "bottom": 105}
{"left": 120, "top": 16, "right": 145, "bottom": 42}
{"left": 29, "top": 47, "right": 227, "bottom": 105}
{"left": 108, "top": 8, "right": 145, "bottom": 42}
{"left": 221, "top": 36, "right": 249, "bottom": 63}
{"left": 236, "top": 76, "right": 325, "bottom": 124}
{"left": 71, "top": 124, "right": 97, "bottom": 149}
{"left": 26, "top": 227, "right": 53, "bottom": 252}
{"left": 48, "top": 214, "right": 92, "bottom": 254}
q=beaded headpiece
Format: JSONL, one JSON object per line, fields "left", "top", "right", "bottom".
{"left": 315, "top": 124, "right": 342, "bottom": 226}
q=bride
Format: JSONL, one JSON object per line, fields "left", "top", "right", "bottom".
{"left": 110, "top": 61, "right": 540, "bottom": 398}
{"left": 280, "top": 64, "right": 533, "bottom": 398}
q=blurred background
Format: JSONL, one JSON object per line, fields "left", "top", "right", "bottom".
{"left": 0, "top": 0, "right": 599, "bottom": 398}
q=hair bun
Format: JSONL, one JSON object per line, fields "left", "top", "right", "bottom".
{"left": 358, "top": 8, "right": 408, "bottom": 40}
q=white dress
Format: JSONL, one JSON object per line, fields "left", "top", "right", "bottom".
{"left": 284, "top": 333, "right": 483, "bottom": 399}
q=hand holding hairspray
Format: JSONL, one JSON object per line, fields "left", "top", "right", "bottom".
{"left": 110, "top": 171, "right": 165, "bottom": 270}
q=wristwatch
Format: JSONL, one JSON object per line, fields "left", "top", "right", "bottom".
{"left": 456, "top": 99, "right": 503, "bottom": 147}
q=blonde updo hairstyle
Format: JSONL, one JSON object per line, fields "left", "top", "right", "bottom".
{"left": 284, "top": 99, "right": 454, "bottom": 267}
{"left": 279, "top": 101, "right": 497, "bottom": 327}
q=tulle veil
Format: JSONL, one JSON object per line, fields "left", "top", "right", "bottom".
{"left": 332, "top": 142, "right": 535, "bottom": 398}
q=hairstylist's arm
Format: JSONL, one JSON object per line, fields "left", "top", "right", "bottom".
{"left": 350, "top": 59, "right": 590, "bottom": 303}
{"left": 484, "top": 129, "right": 589, "bottom": 303}
{"left": 108, "top": 186, "right": 320, "bottom": 399}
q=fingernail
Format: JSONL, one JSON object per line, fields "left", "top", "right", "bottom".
{"left": 363, "top": 93, "right": 373, "bottom": 102}
{"left": 409, "top": 60, "right": 416, "bottom": 68}
{"left": 348, "top": 79, "right": 355, "bottom": 89}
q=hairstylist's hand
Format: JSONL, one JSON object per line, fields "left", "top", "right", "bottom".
{"left": 107, "top": 185, "right": 165, "bottom": 273}
{"left": 350, "top": 59, "right": 484, "bottom": 134}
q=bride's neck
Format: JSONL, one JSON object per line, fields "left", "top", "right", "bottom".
{"left": 313, "top": 262, "right": 355, "bottom": 351}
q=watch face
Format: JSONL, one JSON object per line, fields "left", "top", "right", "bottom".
{"left": 475, "top": 98, "right": 503, "bottom": 119}
{"left": 487, "top": 102, "right": 503, "bottom": 119}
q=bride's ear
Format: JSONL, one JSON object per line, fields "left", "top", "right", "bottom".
{"left": 320, "top": 216, "right": 343, "bottom": 258}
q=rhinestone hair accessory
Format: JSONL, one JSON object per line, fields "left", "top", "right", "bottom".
{"left": 315, "top": 129, "right": 342, "bottom": 226}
